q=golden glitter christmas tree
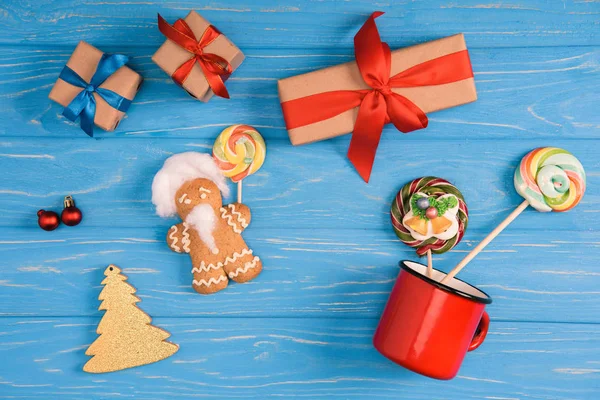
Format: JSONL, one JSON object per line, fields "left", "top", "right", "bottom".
{"left": 83, "top": 265, "right": 179, "bottom": 373}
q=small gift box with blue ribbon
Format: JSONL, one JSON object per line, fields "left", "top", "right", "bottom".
{"left": 49, "top": 41, "right": 143, "bottom": 137}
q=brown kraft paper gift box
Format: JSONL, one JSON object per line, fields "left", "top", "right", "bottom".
{"left": 278, "top": 34, "right": 477, "bottom": 146}
{"left": 49, "top": 41, "right": 142, "bottom": 132}
{"left": 152, "top": 10, "right": 245, "bottom": 102}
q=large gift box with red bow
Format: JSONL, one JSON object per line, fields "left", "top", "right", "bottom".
{"left": 277, "top": 12, "right": 477, "bottom": 182}
{"left": 152, "top": 11, "right": 245, "bottom": 102}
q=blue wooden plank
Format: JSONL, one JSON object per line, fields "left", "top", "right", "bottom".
{"left": 1, "top": 46, "right": 599, "bottom": 139}
{"left": 1, "top": 0, "right": 599, "bottom": 48}
{"left": 0, "top": 317, "right": 598, "bottom": 399}
{"left": 0, "top": 138, "right": 595, "bottom": 231}
{"left": 1, "top": 0, "right": 599, "bottom": 396}
{"left": 1, "top": 227, "right": 599, "bottom": 322}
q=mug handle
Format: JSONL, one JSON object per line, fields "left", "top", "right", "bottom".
{"left": 468, "top": 311, "right": 490, "bottom": 352}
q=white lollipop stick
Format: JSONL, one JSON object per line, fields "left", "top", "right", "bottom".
{"left": 441, "top": 200, "right": 528, "bottom": 284}
{"left": 426, "top": 249, "right": 433, "bottom": 278}
{"left": 237, "top": 182, "right": 242, "bottom": 203}
{"left": 442, "top": 147, "right": 586, "bottom": 284}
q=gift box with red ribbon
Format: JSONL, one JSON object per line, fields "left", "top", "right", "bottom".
{"left": 153, "top": 11, "right": 245, "bottom": 102}
{"left": 278, "top": 12, "right": 477, "bottom": 182}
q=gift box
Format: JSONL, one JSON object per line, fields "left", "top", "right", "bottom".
{"left": 49, "top": 41, "right": 142, "bottom": 135}
{"left": 278, "top": 12, "right": 477, "bottom": 182}
{"left": 152, "top": 11, "right": 245, "bottom": 102}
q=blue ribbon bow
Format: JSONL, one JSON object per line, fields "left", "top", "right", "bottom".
{"left": 59, "top": 53, "right": 132, "bottom": 137}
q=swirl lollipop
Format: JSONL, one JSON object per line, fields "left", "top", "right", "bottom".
{"left": 443, "top": 147, "right": 586, "bottom": 283}
{"left": 213, "top": 125, "right": 266, "bottom": 202}
{"left": 391, "top": 177, "right": 468, "bottom": 277}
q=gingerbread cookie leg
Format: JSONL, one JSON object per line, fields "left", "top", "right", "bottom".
{"left": 223, "top": 250, "right": 262, "bottom": 283}
{"left": 191, "top": 262, "right": 228, "bottom": 294}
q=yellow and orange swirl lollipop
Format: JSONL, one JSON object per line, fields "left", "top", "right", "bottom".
{"left": 213, "top": 125, "right": 266, "bottom": 202}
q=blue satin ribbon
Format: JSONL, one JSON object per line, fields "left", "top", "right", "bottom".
{"left": 59, "top": 53, "right": 132, "bottom": 137}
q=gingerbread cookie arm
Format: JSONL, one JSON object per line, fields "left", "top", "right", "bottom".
{"left": 220, "top": 203, "right": 251, "bottom": 234}
{"left": 166, "top": 223, "right": 192, "bottom": 253}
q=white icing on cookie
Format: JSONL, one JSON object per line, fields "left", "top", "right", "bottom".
{"left": 228, "top": 204, "right": 248, "bottom": 228}
{"left": 178, "top": 193, "right": 190, "bottom": 204}
{"left": 168, "top": 225, "right": 181, "bottom": 252}
{"left": 228, "top": 256, "right": 260, "bottom": 279}
{"left": 224, "top": 249, "right": 253, "bottom": 265}
{"left": 181, "top": 223, "right": 191, "bottom": 253}
{"left": 193, "top": 275, "right": 227, "bottom": 287}
{"left": 191, "top": 261, "right": 223, "bottom": 273}
{"left": 220, "top": 205, "right": 248, "bottom": 233}
{"left": 199, "top": 187, "right": 210, "bottom": 199}
{"left": 220, "top": 207, "right": 241, "bottom": 233}
{"left": 190, "top": 249, "right": 254, "bottom": 274}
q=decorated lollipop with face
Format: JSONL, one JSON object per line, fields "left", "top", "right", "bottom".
{"left": 442, "top": 147, "right": 586, "bottom": 283}
{"left": 213, "top": 125, "right": 266, "bottom": 203}
{"left": 391, "top": 177, "right": 468, "bottom": 277}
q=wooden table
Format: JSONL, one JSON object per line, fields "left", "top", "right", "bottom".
{"left": 0, "top": 1, "right": 598, "bottom": 398}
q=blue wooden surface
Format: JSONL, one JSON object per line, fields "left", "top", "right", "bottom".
{"left": 0, "top": 0, "right": 599, "bottom": 399}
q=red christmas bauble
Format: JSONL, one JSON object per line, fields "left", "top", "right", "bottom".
{"left": 37, "top": 210, "right": 60, "bottom": 231}
{"left": 425, "top": 207, "right": 438, "bottom": 219}
{"left": 61, "top": 195, "right": 83, "bottom": 226}
{"left": 61, "top": 206, "right": 82, "bottom": 226}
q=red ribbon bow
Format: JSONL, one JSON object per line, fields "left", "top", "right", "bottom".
{"left": 280, "top": 12, "right": 474, "bottom": 182}
{"left": 158, "top": 14, "right": 232, "bottom": 99}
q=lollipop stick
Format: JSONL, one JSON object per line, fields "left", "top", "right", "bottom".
{"left": 237, "top": 182, "right": 242, "bottom": 203}
{"left": 426, "top": 250, "right": 433, "bottom": 278}
{"left": 441, "top": 200, "right": 529, "bottom": 284}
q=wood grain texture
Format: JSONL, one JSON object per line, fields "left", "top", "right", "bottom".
{"left": 0, "top": 138, "right": 597, "bottom": 232}
{"left": 0, "top": 318, "right": 599, "bottom": 399}
{"left": 1, "top": 0, "right": 600, "bottom": 48}
{"left": 1, "top": 0, "right": 599, "bottom": 397}
{"left": 1, "top": 46, "right": 599, "bottom": 139}
{"left": 1, "top": 227, "right": 599, "bottom": 322}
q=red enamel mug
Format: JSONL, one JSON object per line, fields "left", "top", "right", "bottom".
{"left": 373, "top": 260, "right": 492, "bottom": 380}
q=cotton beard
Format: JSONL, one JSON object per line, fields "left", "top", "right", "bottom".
{"left": 185, "top": 204, "right": 218, "bottom": 253}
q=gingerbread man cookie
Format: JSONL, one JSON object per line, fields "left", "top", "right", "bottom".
{"left": 152, "top": 152, "right": 262, "bottom": 295}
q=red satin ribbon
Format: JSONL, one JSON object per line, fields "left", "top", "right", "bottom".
{"left": 158, "top": 14, "right": 232, "bottom": 99}
{"left": 280, "top": 12, "right": 474, "bottom": 182}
